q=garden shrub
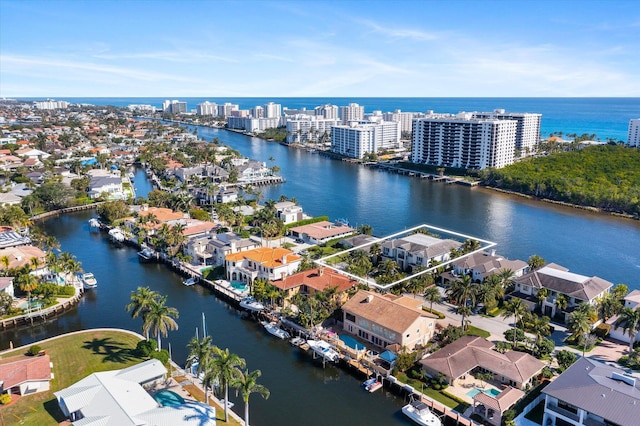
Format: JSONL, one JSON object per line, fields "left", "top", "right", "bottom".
{"left": 136, "top": 339, "right": 157, "bottom": 357}
{"left": 28, "top": 345, "right": 42, "bottom": 356}
{"left": 594, "top": 323, "right": 611, "bottom": 339}
{"left": 150, "top": 349, "right": 170, "bottom": 365}
{"left": 0, "top": 393, "right": 11, "bottom": 405}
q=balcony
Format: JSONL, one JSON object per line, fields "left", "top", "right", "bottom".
{"left": 583, "top": 417, "right": 606, "bottom": 426}
{"left": 546, "top": 403, "right": 580, "bottom": 422}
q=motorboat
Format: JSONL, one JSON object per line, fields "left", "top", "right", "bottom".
{"left": 362, "top": 377, "right": 383, "bottom": 393}
{"left": 128, "top": 172, "right": 135, "bottom": 180}
{"left": 401, "top": 399, "right": 442, "bottom": 426}
{"left": 137, "top": 247, "right": 156, "bottom": 262}
{"left": 77, "top": 272, "right": 98, "bottom": 289}
{"left": 239, "top": 297, "right": 265, "bottom": 312}
{"left": 289, "top": 336, "right": 305, "bottom": 346}
{"left": 307, "top": 339, "right": 340, "bottom": 362}
{"left": 88, "top": 218, "right": 101, "bottom": 229}
{"left": 183, "top": 277, "right": 198, "bottom": 286}
{"left": 261, "top": 321, "right": 290, "bottom": 339}
{"left": 108, "top": 228, "right": 125, "bottom": 242}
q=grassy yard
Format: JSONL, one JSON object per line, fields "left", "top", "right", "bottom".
{"left": 0, "top": 330, "right": 145, "bottom": 425}
{"left": 466, "top": 325, "right": 491, "bottom": 339}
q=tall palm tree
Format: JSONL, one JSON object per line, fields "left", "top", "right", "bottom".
{"left": 446, "top": 274, "right": 477, "bottom": 309}
{"left": 527, "top": 255, "right": 545, "bottom": 271}
{"left": 234, "top": 369, "right": 270, "bottom": 426}
{"left": 568, "top": 310, "right": 592, "bottom": 342}
{"left": 0, "top": 255, "right": 10, "bottom": 276}
{"left": 614, "top": 308, "right": 640, "bottom": 355}
{"left": 456, "top": 305, "right": 473, "bottom": 331}
{"left": 142, "top": 295, "right": 179, "bottom": 350}
{"left": 125, "top": 286, "right": 160, "bottom": 337}
{"left": 423, "top": 285, "right": 441, "bottom": 312}
{"left": 186, "top": 335, "right": 214, "bottom": 401}
{"left": 501, "top": 298, "right": 527, "bottom": 346}
{"left": 210, "top": 346, "right": 246, "bottom": 423}
{"left": 496, "top": 268, "right": 516, "bottom": 293}
{"left": 17, "top": 273, "right": 39, "bottom": 306}
{"left": 555, "top": 294, "right": 569, "bottom": 314}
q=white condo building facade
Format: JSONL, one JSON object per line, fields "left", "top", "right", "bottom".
{"left": 411, "top": 113, "right": 517, "bottom": 169}
{"left": 628, "top": 118, "right": 640, "bottom": 147}
{"left": 331, "top": 121, "right": 401, "bottom": 159}
{"left": 472, "top": 109, "right": 541, "bottom": 154}
{"left": 315, "top": 104, "right": 339, "bottom": 120}
{"left": 162, "top": 100, "right": 187, "bottom": 114}
{"left": 197, "top": 101, "right": 218, "bottom": 116}
{"left": 340, "top": 103, "right": 365, "bottom": 124}
{"left": 286, "top": 115, "right": 339, "bottom": 143}
{"left": 34, "top": 100, "right": 69, "bottom": 110}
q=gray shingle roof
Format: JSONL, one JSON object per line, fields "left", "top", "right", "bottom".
{"left": 543, "top": 357, "right": 640, "bottom": 426}
{"left": 515, "top": 264, "right": 612, "bottom": 302}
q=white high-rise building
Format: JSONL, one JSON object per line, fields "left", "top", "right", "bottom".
{"left": 628, "top": 119, "right": 640, "bottom": 148}
{"left": 217, "top": 103, "right": 239, "bottom": 117}
{"left": 382, "top": 110, "right": 426, "bottom": 135}
{"left": 331, "top": 121, "right": 401, "bottom": 159}
{"left": 264, "top": 102, "right": 281, "bottom": 118}
{"left": 472, "top": 109, "right": 541, "bottom": 154}
{"left": 34, "top": 100, "right": 69, "bottom": 110}
{"left": 314, "top": 104, "right": 339, "bottom": 120}
{"left": 285, "top": 115, "right": 339, "bottom": 143}
{"left": 197, "top": 101, "right": 218, "bottom": 116}
{"left": 251, "top": 106, "right": 264, "bottom": 118}
{"left": 340, "top": 103, "right": 365, "bottom": 124}
{"left": 162, "top": 100, "right": 187, "bottom": 114}
{"left": 411, "top": 113, "right": 517, "bottom": 169}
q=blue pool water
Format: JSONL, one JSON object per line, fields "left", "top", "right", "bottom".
{"left": 231, "top": 281, "right": 248, "bottom": 291}
{"left": 339, "top": 334, "right": 365, "bottom": 351}
{"left": 153, "top": 390, "right": 185, "bottom": 407}
{"left": 466, "top": 388, "right": 501, "bottom": 398}
{"left": 19, "top": 300, "right": 44, "bottom": 310}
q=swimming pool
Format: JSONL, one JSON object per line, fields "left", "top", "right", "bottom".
{"left": 339, "top": 334, "right": 365, "bottom": 351}
{"left": 19, "top": 300, "right": 44, "bottom": 310}
{"left": 466, "top": 388, "right": 501, "bottom": 398}
{"left": 153, "top": 389, "right": 185, "bottom": 407}
{"left": 231, "top": 281, "right": 249, "bottom": 292}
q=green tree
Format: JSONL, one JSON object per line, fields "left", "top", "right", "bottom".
{"left": 210, "top": 347, "right": 246, "bottom": 423}
{"left": 233, "top": 369, "right": 270, "bottom": 426}
{"left": 614, "top": 307, "right": 640, "bottom": 355}
{"left": 186, "top": 336, "right": 214, "bottom": 402}
{"left": 125, "top": 286, "right": 160, "bottom": 338}
{"left": 423, "top": 285, "right": 441, "bottom": 312}
{"left": 556, "top": 350, "right": 577, "bottom": 370}
{"left": 527, "top": 255, "right": 545, "bottom": 271}
{"left": 142, "top": 295, "right": 179, "bottom": 350}
{"left": 501, "top": 298, "right": 527, "bottom": 346}
{"left": 445, "top": 274, "right": 477, "bottom": 308}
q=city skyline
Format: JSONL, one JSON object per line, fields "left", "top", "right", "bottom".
{"left": 1, "top": 0, "right": 639, "bottom": 98}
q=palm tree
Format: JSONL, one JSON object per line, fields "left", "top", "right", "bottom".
{"left": 186, "top": 335, "right": 214, "bottom": 401}
{"left": 210, "top": 346, "right": 246, "bottom": 423}
{"left": 501, "top": 298, "right": 527, "bottom": 346}
{"left": 614, "top": 308, "right": 640, "bottom": 355}
{"left": 460, "top": 239, "right": 481, "bottom": 254}
{"left": 496, "top": 268, "right": 516, "bottom": 293}
{"left": 423, "top": 285, "right": 441, "bottom": 312}
{"left": 0, "top": 255, "right": 10, "bottom": 275}
{"left": 446, "top": 274, "right": 477, "bottom": 309}
{"left": 234, "top": 369, "right": 270, "bottom": 426}
{"left": 536, "top": 288, "right": 549, "bottom": 309}
{"left": 125, "top": 286, "right": 160, "bottom": 338}
{"left": 555, "top": 294, "right": 569, "bottom": 314}
{"left": 530, "top": 315, "right": 552, "bottom": 344}
{"left": 142, "top": 295, "right": 179, "bottom": 350}
{"left": 568, "top": 310, "right": 592, "bottom": 342}
{"left": 456, "top": 305, "right": 473, "bottom": 331}
{"left": 527, "top": 255, "right": 545, "bottom": 271}
{"left": 16, "top": 273, "right": 39, "bottom": 306}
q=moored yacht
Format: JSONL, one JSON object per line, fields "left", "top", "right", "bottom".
{"left": 261, "top": 321, "right": 290, "bottom": 339}
{"left": 77, "top": 272, "right": 98, "bottom": 289}
{"left": 239, "top": 297, "right": 265, "bottom": 312}
{"left": 307, "top": 339, "right": 340, "bottom": 362}
{"left": 401, "top": 399, "right": 441, "bottom": 426}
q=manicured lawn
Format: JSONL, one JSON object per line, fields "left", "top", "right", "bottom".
{"left": 0, "top": 329, "right": 145, "bottom": 426}
{"left": 395, "top": 372, "right": 470, "bottom": 413}
{"left": 466, "top": 325, "right": 491, "bottom": 339}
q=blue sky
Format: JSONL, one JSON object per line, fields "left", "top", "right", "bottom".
{"left": 1, "top": 0, "right": 639, "bottom": 97}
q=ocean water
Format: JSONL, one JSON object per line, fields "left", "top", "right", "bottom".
{"left": 17, "top": 97, "right": 640, "bottom": 141}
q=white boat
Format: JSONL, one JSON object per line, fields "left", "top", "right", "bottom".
{"left": 307, "top": 339, "right": 340, "bottom": 362}
{"left": 239, "top": 297, "right": 265, "bottom": 312}
{"left": 290, "top": 336, "right": 305, "bottom": 346}
{"left": 137, "top": 247, "right": 155, "bottom": 261}
{"left": 261, "top": 321, "right": 290, "bottom": 339}
{"left": 88, "top": 218, "right": 101, "bottom": 229}
{"left": 362, "top": 377, "right": 383, "bottom": 393}
{"left": 108, "top": 228, "right": 125, "bottom": 242}
{"left": 77, "top": 272, "right": 98, "bottom": 289}
{"left": 128, "top": 172, "right": 135, "bottom": 180}
{"left": 401, "top": 399, "right": 442, "bottom": 426}
{"left": 183, "top": 277, "right": 198, "bottom": 286}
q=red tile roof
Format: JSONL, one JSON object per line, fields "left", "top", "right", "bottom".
{"left": 271, "top": 267, "right": 357, "bottom": 292}
{"left": 0, "top": 354, "right": 51, "bottom": 388}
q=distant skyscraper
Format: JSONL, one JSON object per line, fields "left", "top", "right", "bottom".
{"left": 628, "top": 119, "right": 640, "bottom": 147}
{"left": 314, "top": 104, "right": 339, "bottom": 120}
{"left": 217, "top": 103, "right": 239, "bottom": 117}
{"left": 411, "top": 113, "right": 517, "bottom": 169}
{"left": 34, "top": 100, "right": 69, "bottom": 110}
{"left": 263, "top": 102, "right": 281, "bottom": 118}
{"left": 339, "top": 103, "right": 365, "bottom": 124}
{"left": 162, "top": 100, "right": 186, "bottom": 114}
{"left": 197, "top": 101, "right": 218, "bottom": 116}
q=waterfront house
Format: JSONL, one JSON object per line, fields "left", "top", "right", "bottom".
{"left": 216, "top": 188, "right": 238, "bottom": 204}
{"left": 0, "top": 354, "right": 52, "bottom": 396}
{"left": 288, "top": 221, "right": 355, "bottom": 244}
{"left": 184, "top": 231, "right": 258, "bottom": 266}
{"left": 0, "top": 227, "right": 31, "bottom": 249}
{"left": 542, "top": 357, "right": 640, "bottom": 426}
{"left": 341, "top": 289, "right": 437, "bottom": 350}
{"left": 381, "top": 233, "right": 461, "bottom": 272}
{"left": 472, "top": 386, "right": 525, "bottom": 426}
{"left": 441, "top": 250, "right": 528, "bottom": 285}
{"left": 87, "top": 175, "right": 125, "bottom": 200}
{"left": 225, "top": 247, "right": 301, "bottom": 283}
{"left": 54, "top": 359, "right": 216, "bottom": 426}
{"left": 419, "top": 335, "right": 545, "bottom": 390}
{"left": 236, "top": 160, "right": 273, "bottom": 184}
{"left": 0, "top": 277, "right": 14, "bottom": 298}
{"left": 0, "top": 245, "right": 46, "bottom": 272}
{"left": 274, "top": 201, "right": 305, "bottom": 224}
{"left": 270, "top": 266, "right": 358, "bottom": 306}
{"left": 510, "top": 263, "right": 613, "bottom": 319}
